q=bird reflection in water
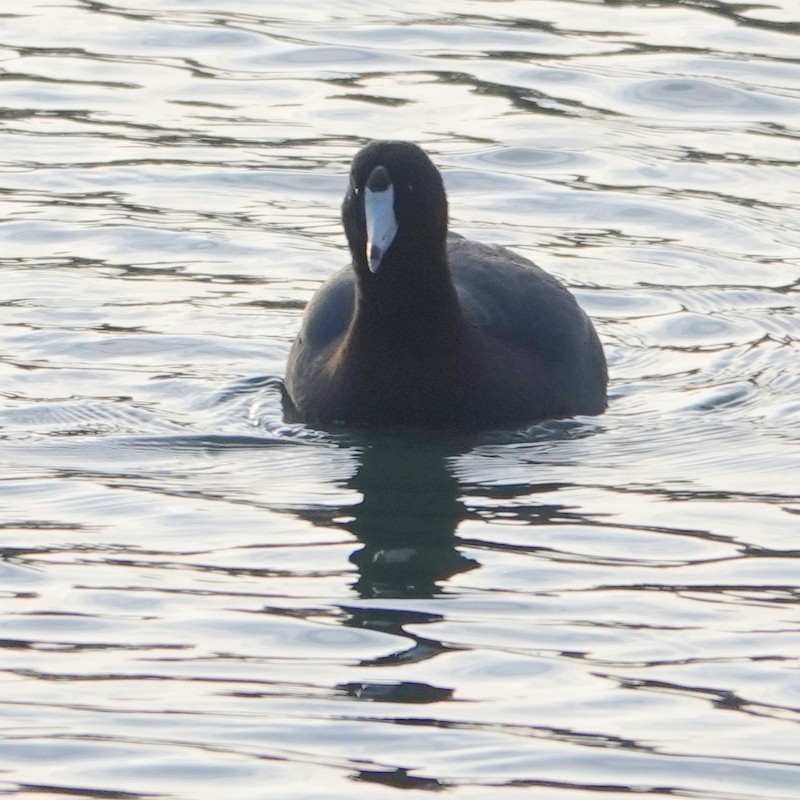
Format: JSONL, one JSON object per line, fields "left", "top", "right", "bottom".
{"left": 341, "top": 432, "right": 479, "bottom": 599}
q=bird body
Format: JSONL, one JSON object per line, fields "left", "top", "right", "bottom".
{"left": 285, "top": 141, "right": 607, "bottom": 431}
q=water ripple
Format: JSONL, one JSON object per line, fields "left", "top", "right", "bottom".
{"left": 1, "top": 1, "right": 799, "bottom": 799}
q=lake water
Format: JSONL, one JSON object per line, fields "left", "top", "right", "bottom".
{"left": 1, "top": 1, "right": 799, "bottom": 798}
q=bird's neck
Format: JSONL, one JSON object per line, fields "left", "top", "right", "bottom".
{"left": 350, "top": 247, "right": 464, "bottom": 346}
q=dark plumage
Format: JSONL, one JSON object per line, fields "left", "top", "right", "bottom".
{"left": 285, "top": 141, "right": 607, "bottom": 431}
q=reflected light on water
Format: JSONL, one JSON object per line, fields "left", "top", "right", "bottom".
{"left": 0, "top": 1, "right": 799, "bottom": 799}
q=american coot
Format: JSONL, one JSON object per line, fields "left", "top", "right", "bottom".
{"left": 285, "top": 141, "right": 607, "bottom": 431}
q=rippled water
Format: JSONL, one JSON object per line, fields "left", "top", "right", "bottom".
{"left": 1, "top": 2, "right": 799, "bottom": 798}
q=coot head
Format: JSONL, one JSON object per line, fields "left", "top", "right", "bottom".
{"left": 341, "top": 141, "right": 449, "bottom": 279}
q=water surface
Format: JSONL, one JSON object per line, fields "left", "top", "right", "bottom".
{"left": 1, "top": 1, "right": 799, "bottom": 799}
